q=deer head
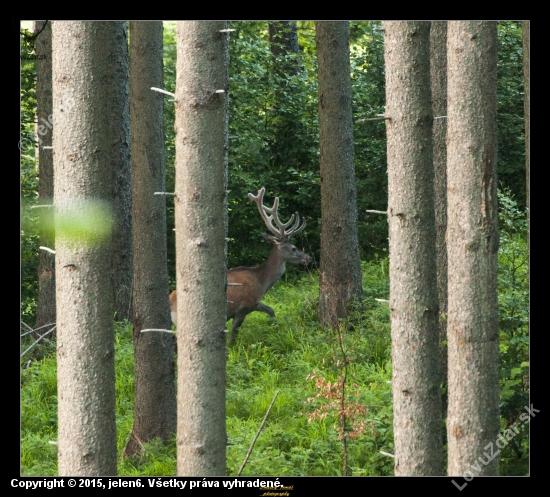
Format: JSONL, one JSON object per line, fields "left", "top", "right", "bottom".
{"left": 170, "top": 187, "right": 311, "bottom": 343}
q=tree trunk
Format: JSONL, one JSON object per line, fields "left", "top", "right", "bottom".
{"left": 446, "top": 21, "right": 500, "bottom": 476}
{"left": 384, "top": 21, "right": 443, "bottom": 476}
{"left": 123, "top": 21, "right": 177, "bottom": 459}
{"left": 316, "top": 21, "right": 362, "bottom": 328}
{"left": 430, "top": 21, "right": 448, "bottom": 418}
{"left": 175, "top": 21, "right": 229, "bottom": 476}
{"left": 111, "top": 28, "right": 132, "bottom": 323}
{"left": 53, "top": 21, "right": 124, "bottom": 476}
{"left": 35, "top": 20, "right": 56, "bottom": 331}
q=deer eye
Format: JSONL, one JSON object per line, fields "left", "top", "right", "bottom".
{"left": 292, "top": 247, "right": 297, "bottom": 252}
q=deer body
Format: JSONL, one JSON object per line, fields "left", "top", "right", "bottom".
{"left": 170, "top": 188, "right": 311, "bottom": 342}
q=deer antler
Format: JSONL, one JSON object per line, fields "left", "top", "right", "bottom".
{"left": 248, "top": 187, "right": 306, "bottom": 241}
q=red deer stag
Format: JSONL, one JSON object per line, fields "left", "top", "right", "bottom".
{"left": 169, "top": 187, "right": 311, "bottom": 342}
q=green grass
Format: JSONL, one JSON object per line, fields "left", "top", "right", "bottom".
{"left": 20, "top": 237, "right": 529, "bottom": 475}
{"left": 224, "top": 261, "right": 395, "bottom": 476}
{"left": 21, "top": 260, "right": 394, "bottom": 476}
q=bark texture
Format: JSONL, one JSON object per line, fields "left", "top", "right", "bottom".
{"left": 316, "top": 21, "right": 362, "bottom": 328}
{"left": 123, "top": 21, "right": 176, "bottom": 459}
{"left": 110, "top": 28, "right": 132, "bottom": 322}
{"left": 446, "top": 21, "right": 500, "bottom": 476}
{"left": 35, "top": 20, "right": 56, "bottom": 330}
{"left": 430, "top": 21, "right": 448, "bottom": 416}
{"left": 175, "top": 21, "right": 229, "bottom": 476}
{"left": 384, "top": 21, "right": 443, "bottom": 476}
{"left": 53, "top": 21, "right": 124, "bottom": 476}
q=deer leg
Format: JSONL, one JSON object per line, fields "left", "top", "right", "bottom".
{"left": 254, "top": 302, "right": 275, "bottom": 318}
{"left": 229, "top": 314, "right": 246, "bottom": 343}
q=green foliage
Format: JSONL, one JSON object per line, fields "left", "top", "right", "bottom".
{"left": 161, "top": 22, "right": 390, "bottom": 270}
{"left": 20, "top": 26, "right": 37, "bottom": 141}
{"left": 225, "top": 21, "right": 390, "bottom": 266}
{"left": 350, "top": 22, "right": 389, "bottom": 259}
{"left": 162, "top": 22, "right": 177, "bottom": 288}
{"left": 226, "top": 22, "right": 320, "bottom": 268}
{"left": 497, "top": 189, "right": 529, "bottom": 475}
{"left": 21, "top": 26, "right": 39, "bottom": 324}
{"left": 21, "top": 180, "right": 39, "bottom": 324}
{"left": 497, "top": 22, "right": 526, "bottom": 210}
{"left": 346, "top": 258, "right": 391, "bottom": 364}
{"left": 146, "top": 21, "right": 527, "bottom": 278}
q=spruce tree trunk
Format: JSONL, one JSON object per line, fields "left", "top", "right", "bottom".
{"left": 446, "top": 21, "right": 500, "bottom": 476}
{"left": 430, "top": 21, "right": 448, "bottom": 417}
{"left": 316, "top": 21, "right": 362, "bottom": 328}
{"left": 35, "top": 20, "right": 56, "bottom": 330}
{"left": 123, "top": 21, "right": 176, "bottom": 459}
{"left": 110, "top": 27, "right": 132, "bottom": 322}
{"left": 175, "top": 21, "right": 229, "bottom": 476}
{"left": 384, "top": 21, "right": 443, "bottom": 476}
{"left": 53, "top": 21, "right": 123, "bottom": 476}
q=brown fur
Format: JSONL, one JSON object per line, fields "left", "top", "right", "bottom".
{"left": 170, "top": 187, "right": 311, "bottom": 342}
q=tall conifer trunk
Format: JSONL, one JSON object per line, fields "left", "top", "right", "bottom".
{"left": 124, "top": 21, "right": 177, "bottom": 458}
{"left": 175, "top": 21, "right": 229, "bottom": 476}
{"left": 446, "top": 21, "right": 500, "bottom": 476}
{"left": 384, "top": 20, "right": 443, "bottom": 476}
{"left": 53, "top": 21, "right": 126, "bottom": 476}
{"left": 316, "top": 21, "right": 362, "bottom": 328}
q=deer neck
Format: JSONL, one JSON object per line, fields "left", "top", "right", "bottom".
{"left": 257, "top": 246, "right": 287, "bottom": 294}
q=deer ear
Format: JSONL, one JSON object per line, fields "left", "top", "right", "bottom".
{"left": 261, "top": 233, "right": 282, "bottom": 245}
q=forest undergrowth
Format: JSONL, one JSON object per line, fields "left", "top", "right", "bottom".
{"left": 20, "top": 195, "right": 528, "bottom": 476}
